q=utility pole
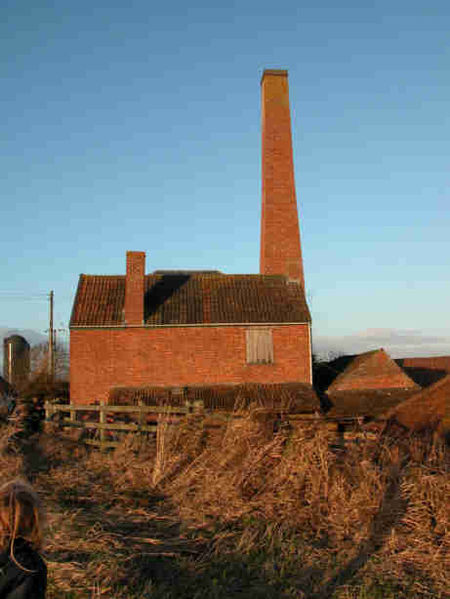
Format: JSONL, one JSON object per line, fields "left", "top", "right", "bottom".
{"left": 48, "top": 290, "right": 54, "bottom": 384}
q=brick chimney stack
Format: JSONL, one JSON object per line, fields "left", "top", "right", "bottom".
{"left": 260, "top": 69, "right": 305, "bottom": 287}
{"left": 125, "top": 251, "right": 145, "bottom": 325}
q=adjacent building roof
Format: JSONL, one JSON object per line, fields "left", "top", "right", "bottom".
{"left": 326, "top": 388, "right": 418, "bottom": 419}
{"left": 386, "top": 374, "right": 450, "bottom": 432}
{"left": 324, "top": 349, "right": 419, "bottom": 419}
{"left": 397, "top": 356, "right": 450, "bottom": 371}
{"left": 70, "top": 273, "right": 311, "bottom": 327}
{"left": 326, "top": 348, "right": 419, "bottom": 394}
{"left": 395, "top": 356, "right": 450, "bottom": 388}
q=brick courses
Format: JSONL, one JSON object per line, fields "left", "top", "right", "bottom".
{"left": 124, "top": 251, "right": 145, "bottom": 325}
{"left": 69, "top": 70, "right": 313, "bottom": 406}
{"left": 260, "top": 70, "right": 305, "bottom": 286}
{"left": 70, "top": 323, "right": 311, "bottom": 404}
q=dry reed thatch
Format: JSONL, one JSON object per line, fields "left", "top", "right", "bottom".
{"left": 1, "top": 409, "right": 448, "bottom": 597}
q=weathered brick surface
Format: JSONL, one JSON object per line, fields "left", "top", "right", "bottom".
{"left": 260, "top": 69, "right": 305, "bottom": 286}
{"left": 125, "top": 251, "right": 145, "bottom": 325}
{"left": 70, "top": 324, "right": 312, "bottom": 404}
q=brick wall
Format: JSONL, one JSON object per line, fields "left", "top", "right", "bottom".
{"left": 70, "top": 323, "right": 311, "bottom": 404}
{"left": 260, "top": 69, "right": 304, "bottom": 286}
{"left": 125, "top": 251, "right": 145, "bottom": 325}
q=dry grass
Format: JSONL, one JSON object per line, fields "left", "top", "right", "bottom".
{"left": 1, "top": 411, "right": 449, "bottom": 598}
{"left": 0, "top": 424, "right": 22, "bottom": 479}
{"left": 158, "top": 416, "right": 449, "bottom": 597}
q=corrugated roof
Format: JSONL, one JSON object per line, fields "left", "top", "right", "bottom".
{"left": 70, "top": 273, "right": 311, "bottom": 327}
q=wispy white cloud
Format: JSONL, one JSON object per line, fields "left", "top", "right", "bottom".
{"left": 313, "top": 328, "right": 450, "bottom": 360}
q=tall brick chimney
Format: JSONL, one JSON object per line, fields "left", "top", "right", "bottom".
{"left": 260, "top": 69, "right": 305, "bottom": 287}
{"left": 125, "top": 251, "right": 145, "bottom": 325}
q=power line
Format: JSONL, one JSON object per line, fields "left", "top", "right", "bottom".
{"left": 0, "top": 294, "right": 49, "bottom": 299}
{"left": 0, "top": 294, "right": 73, "bottom": 300}
{"left": 0, "top": 297, "right": 49, "bottom": 301}
{"left": 0, "top": 291, "right": 49, "bottom": 295}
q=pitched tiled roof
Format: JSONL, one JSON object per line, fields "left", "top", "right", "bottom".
{"left": 320, "top": 349, "right": 420, "bottom": 419}
{"left": 70, "top": 273, "right": 311, "bottom": 327}
{"left": 326, "top": 349, "right": 419, "bottom": 394}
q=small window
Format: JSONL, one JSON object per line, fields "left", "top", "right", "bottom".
{"left": 246, "top": 328, "right": 274, "bottom": 364}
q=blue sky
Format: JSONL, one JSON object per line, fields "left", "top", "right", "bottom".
{"left": 1, "top": 0, "right": 449, "bottom": 358}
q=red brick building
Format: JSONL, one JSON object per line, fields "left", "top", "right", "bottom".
{"left": 69, "top": 70, "right": 314, "bottom": 405}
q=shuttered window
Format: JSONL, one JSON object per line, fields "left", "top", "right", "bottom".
{"left": 246, "top": 328, "right": 274, "bottom": 364}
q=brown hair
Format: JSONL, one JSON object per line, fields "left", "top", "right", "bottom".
{"left": 0, "top": 479, "right": 44, "bottom": 570}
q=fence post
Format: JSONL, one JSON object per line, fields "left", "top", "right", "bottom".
{"left": 70, "top": 401, "right": 76, "bottom": 425}
{"left": 193, "top": 400, "right": 204, "bottom": 415}
{"left": 138, "top": 399, "right": 144, "bottom": 431}
{"left": 99, "top": 401, "right": 106, "bottom": 451}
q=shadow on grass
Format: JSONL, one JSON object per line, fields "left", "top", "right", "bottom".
{"left": 21, "top": 436, "right": 49, "bottom": 482}
{"left": 37, "top": 447, "right": 408, "bottom": 598}
{"left": 313, "top": 464, "right": 409, "bottom": 599}
{"left": 43, "top": 468, "right": 304, "bottom": 598}
{"left": 31, "top": 430, "right": 443, "bottom": 599}
{"left": 115, "top": 550, "right": 327, "bottom": 599}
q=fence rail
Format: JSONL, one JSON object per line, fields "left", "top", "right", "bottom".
{"left": 44, "top": 401, "right": 200, "bottom": 450}
{"left": 44, "top": 401, "right": 321, "bottom": 451}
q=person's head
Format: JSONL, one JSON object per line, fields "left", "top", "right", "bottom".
{"left": 0, "top": 479, "right": 44, "bottom": 551}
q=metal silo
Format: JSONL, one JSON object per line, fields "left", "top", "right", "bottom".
{"left": 3, "top": 335, "right": 30, "bottom": 390}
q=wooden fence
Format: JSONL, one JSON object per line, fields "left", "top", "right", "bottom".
{"left": 44, "top": 401, "right": 323, "bottom": 451}
{"left": 44, "top": 400, "right": 241, "bottom": 450}
{"left": 44, "top": 401, "right": 204, "bottom": 450}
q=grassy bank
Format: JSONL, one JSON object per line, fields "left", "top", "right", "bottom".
{"left": 1, "top": 414, "right": 448, "bottom": 598}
